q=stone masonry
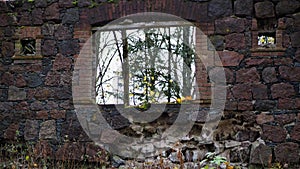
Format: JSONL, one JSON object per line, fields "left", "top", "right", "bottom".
{"left": 0, "top": 0, "right": 300, "bottom": 168}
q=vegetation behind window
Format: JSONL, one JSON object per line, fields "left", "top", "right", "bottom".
{"left": 94, "top": 24, "right": 197, "bottom": 106}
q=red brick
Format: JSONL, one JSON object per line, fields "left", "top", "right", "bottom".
{"left": 271, "top": 83, "right": 295, "bottom": 99}
{"left": 236, "top": 67, "right": 260, "bottom": 83}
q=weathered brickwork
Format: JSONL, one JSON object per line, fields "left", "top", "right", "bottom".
{"left": 0, "top": 0, "right": 300, "bottom": 168}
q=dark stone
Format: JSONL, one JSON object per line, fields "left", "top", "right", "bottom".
{"left": 36, "top": 110, "right": 49, "bottom": 120}
{"left": 279, "top": 66, "right": 300, "bottom": 82}
{"left": 236, "top": 111, "right": 257, "bottom": 124}
{"left": 4, "top": 123, "right": 19, "bottom": 140}
{"left": 24, "top": 120, "right": 39, "bottom": 140}
{"left": 1, "top": 72, "right": 14, "bottom": 85}
{"left": 59, "top": 100, "right": 73, "bottom": 110}
{"left": 295, "top": 48, "right": 300, "bottom": 62}
{"left": 276, "top": 0, "right": 300, "bottom": 16}
{"left": 0, "top": 89, "right": 7, "bottom": 101}
{"left": 35, "top": 88, "right": 53, "bottom": 100}
{"left": 232, "top": 84, "right": 252, "bottom": 100}
{"left": 45, "top": 71, "right": 60, "bottom": 86}
{"left": 61, "top": 112, "right": 90, "bottom": 141}
{"left": 215, "top": 17, "right": 246, "bottom": 34}
{"left": 1, "top": 41, "right": 14, "bottom": 57}
{"left": 30, "top": 100, "right": 44, "bottom": 111}
{"left": 8, "top": 86, "right": 26, "bottom": 101}
{"left": 291, "top": 123, "right": 300, "bottom": 141}
{"left": 230, "top": 146, "right": 250, "bottom": 163}
{"left": 209, "top": 35, "right": 224, "bottom": 51}
{"left": 262, "top": 124, "right": 286, "bottom": 143}
{"left": 278, "top": 98, "right": 296, "bottom": 110}
{"left": 35, "top": 0, "right": 48, "bottom": 8}
{"left": 271, "top": 83, "right": 295, "bottom": 99}
{"left": 217, "top": 51, "right": 244, "bottom": 66}
{"left": 275, "top": 114, "right": 296, "bottom": 126}
{"left": 42, "top": 23, "right": 56, "bottom": 36}
{"left": 254, "top": 100, "right": 277, "bottom": 111}
{"left": 250, "top": 144, "right": 272, "bottom": 165}
{"left": 78, "top": 0, "right": 91, "bottom": 7}
{"left": 291, "top": 32, "right": 300, "bottom": 47}
{"left": 44, "top": 3, "right": 60, "bottom": 21}
{"left": 245, "top": 58, "right": 273, "bottom": 67}
{"left": 25, "top": 72, "right": 43, "bottom": 88}
{"left": 225, "top": 33, "right": 245, "bottom": 50}
{"left": 254, "top": 1, "right": 275, "bottom": 18}
{"left": 54, "top": 86, "right": 72, "bottom": 100}
{"left": 252, "top": 83, "right": 268, "bottom": 100}
{"left": 0, "top": 102, "right": 13, "bottom": 113}
{"left": 208, "top": 0, "right": 232, "bottom": 18}
{"left": 0, "top": 2, "right": 8, "bottom": 12}
{"left": 15, "top": 74, "right": 27, "bottom": 87}
{"left": 45, "top": 101, "right": 59, "bottom": 110}
{"left": 235, "top": 129, "right": 259, "bottom": 142}
{"left": 262, "top": 67, "right": 277, "bottom": 83}
{"left": 58, "top": 0, "right": 74, "bottom": 8}
{"left": 275, "top": 142, "right": 300, "bottom": 164}
{"left": 55, "top": 25, "right": 72, "bottom": 40}
{"left": 39, "top": 120, "right": 56, "bottom": 140}
{"left": 238, "top": 101, "right": 253, "bottom": 111}
{"left": 50, "top": 110, "right": 66, "bottom": 119}
{"left": 58, "top": 40, "right": 79, "bottom": 55}
{"left": 234, "top": 0, "right": 253, "bottom": 16}
{"left": 106, "top": 115, "right": 131, "bottom": 130}
{"left": 42, "top": 39, "right": 57, "bottom": 56}
{"left": 0, "top": 14, "right": 9, "bottom": 26}
{"left": 62, "top": 8, "right": 79, "bottom": 25}
{"left": 256, "top": 113, "right": 274, "bottom": 125}
{"left": 32, "top": 8, "right": 43, "bottom": 25}
{"left": 19, "top": 11, "right": 32, "bottom": 25}
{"left": 53, "top": 54, "right": 72, "bottom": 70}
{"left": 236, "top": 67, "right": 260, "bottom": 83}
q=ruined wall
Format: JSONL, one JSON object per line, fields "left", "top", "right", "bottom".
{"left": 0, "top": 0, "right": 300, "bottom": 168}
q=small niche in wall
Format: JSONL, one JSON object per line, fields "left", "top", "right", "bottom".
{"left": 13, "top": 27, "right": 43, "bottom": 60}
{"left": 20, "top": 38, "right": 36, "bottom": 56}
{"left": 258, "top": 32, "right": 275, "bottom": 48}
{"left": 251, "top": 19, "right": 285, "bottom": 56}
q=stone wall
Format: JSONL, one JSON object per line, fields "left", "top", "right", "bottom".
{"left": 0, "top": 0, "right": 300, "bottom": 168}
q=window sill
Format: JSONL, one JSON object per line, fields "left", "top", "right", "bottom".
{"left": 250, "top": 47, "right": 286, "bottom": 56}
{"left": 12, "top": 55, "right": 43, "bottom": 60}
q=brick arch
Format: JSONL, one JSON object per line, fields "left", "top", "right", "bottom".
{"left": 86, "top": 0, "right": 210, "bottom": 26}
{"left": 73, "top": 0, "right": 221, "bottom": 104}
